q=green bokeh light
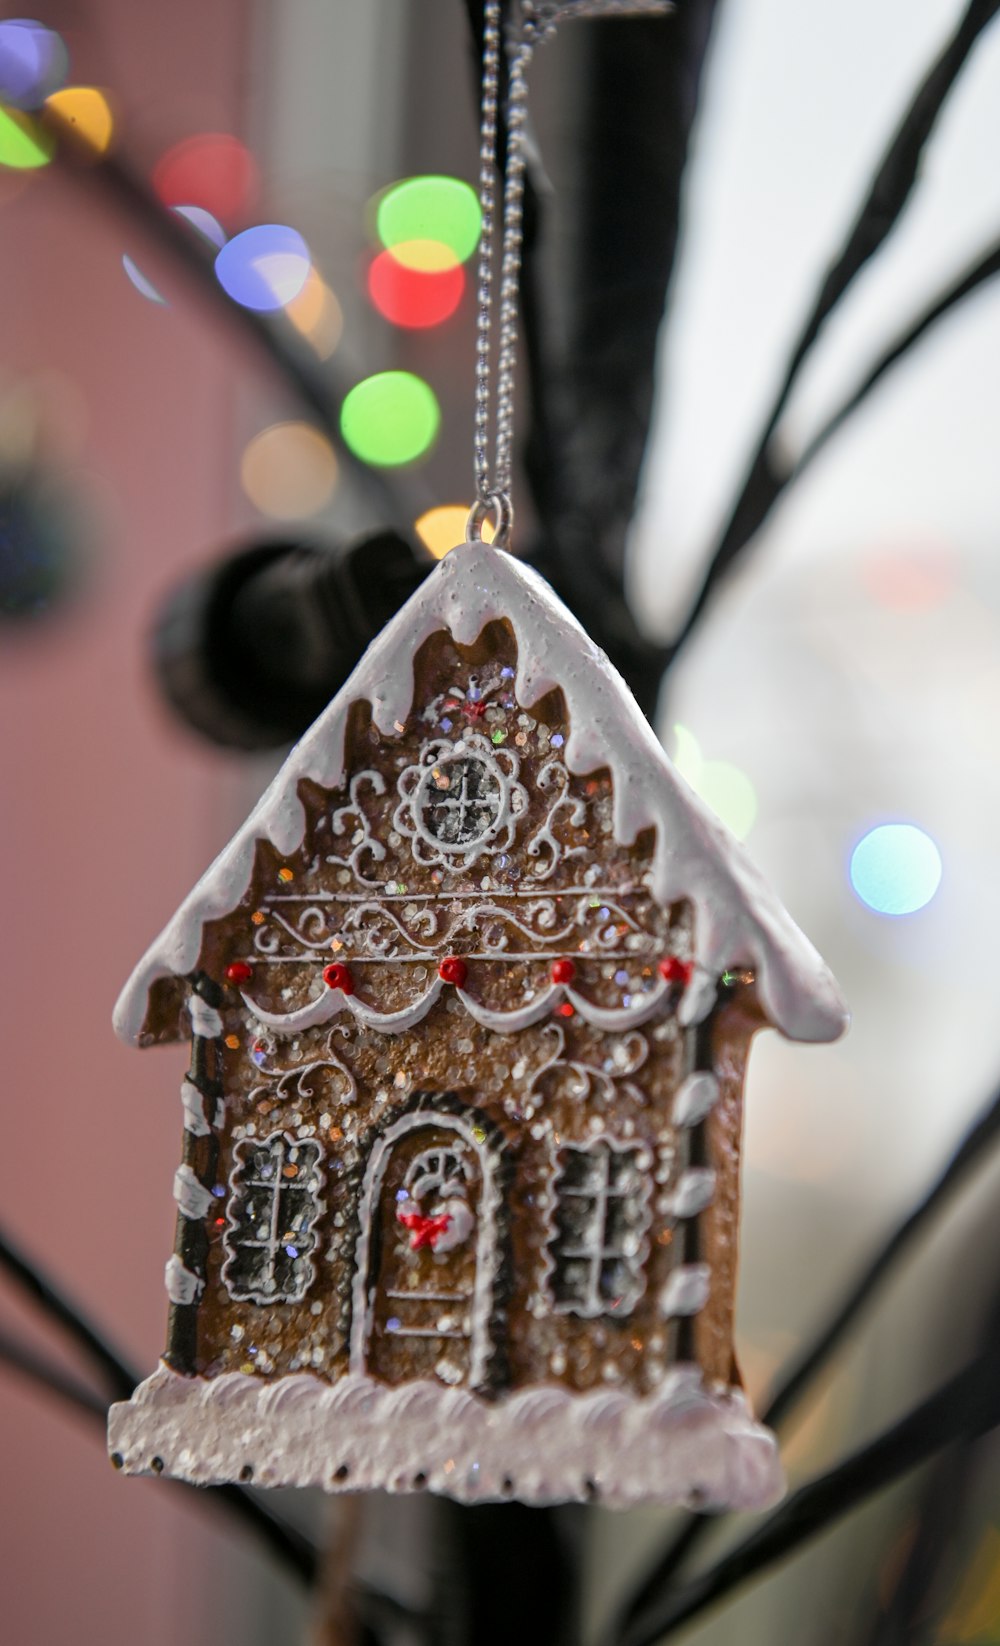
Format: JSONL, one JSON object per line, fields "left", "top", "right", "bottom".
{"left": 340, "top": 371, "right": 440, "bottom": 468}
{"left": 375, "top": 175, "right": 481, "bottom": 267}
{"left": 673, "top": 724, "right": 758, "bottom": 842}
{"left": 0, "top": 104, "right": 54, "bottom": 169}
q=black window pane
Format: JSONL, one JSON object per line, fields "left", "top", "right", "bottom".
{"left": 557, "top": 1148, "right": 606, "bottom": 1195}
{"left": 552, "top": 1258, "right": 590, "bottom": 1308}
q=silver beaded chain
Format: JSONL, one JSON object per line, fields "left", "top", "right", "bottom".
{"left": 468, "top": 0, "right": 672, "bottom": 550}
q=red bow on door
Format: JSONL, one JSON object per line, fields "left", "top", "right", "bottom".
{"left": 397, "top": 1209, "right": 452, "bottom": 1251}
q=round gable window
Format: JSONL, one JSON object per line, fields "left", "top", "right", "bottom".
{"left": 416, "top": 753, "right": 503, "bottom": 849}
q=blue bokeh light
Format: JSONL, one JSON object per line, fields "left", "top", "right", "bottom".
{"left": 0, "top": 19, "right": 68, "bottom": 109}
{"left": 850, "top": 823, "right": 942, "bottom": 916}
{"left": 214, "top": 224, "right": 310, "bottom": 312}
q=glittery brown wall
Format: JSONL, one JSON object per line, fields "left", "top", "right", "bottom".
{"left": 149, "top": 622, "right": 754, "bottom": 1398}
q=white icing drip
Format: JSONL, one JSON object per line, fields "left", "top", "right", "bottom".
{"left": 659, "top": 1263, "right": 711, "bottom": 1318}
{"left": 165, "top": 1255, "right": 204, "bottom": 1306}
{"left": 115, "top": 542, "right": 848, "bottom": 1048}
{"left": 662, "top": 1167, "right": 716, "bottom": 1219}
{"left": 108, "top": 1363, "right": 785, "bottom": 1511}
{"left": 181, "top": 1079, "right": 211, "bottom": 1136}
{"left": 677, "top": 971, "right": 717, "bottom": 1026}
{"left": 173, "top": 1164, "right": 214, "bottom": 1221}
{"left": 672, "top": 1072, "right": 720, "bottom": 1128}
{"left": 188, "top": 996, "right": 223, "bottom": 1039}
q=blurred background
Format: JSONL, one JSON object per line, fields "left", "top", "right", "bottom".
{"left": 2, "top": 1, "right": 1000, "bottom": 1642}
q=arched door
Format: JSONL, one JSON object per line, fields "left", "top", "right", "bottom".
{"left": 350, "top": 1110, "right": 497, "bottom": 1389}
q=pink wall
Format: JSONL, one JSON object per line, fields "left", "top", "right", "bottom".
{"left": 0, "top": 3, "right": 304, "bottom": 1639}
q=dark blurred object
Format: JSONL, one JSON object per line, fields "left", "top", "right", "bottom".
{"left": 153, "top": 531, "right": 430, "bottom": 750}
{"left": 0, "top": 465, "right": 88, "bottom": 624}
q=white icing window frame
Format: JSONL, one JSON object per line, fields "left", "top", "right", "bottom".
{"left": 393, "top": 732, "right": 529, "bottom": 868}
{"left": 547, "top": 1137, "right": 652, "bottom": 1320}
{"left": 222, "top": 1131, "right": 325, "bottom": 1305}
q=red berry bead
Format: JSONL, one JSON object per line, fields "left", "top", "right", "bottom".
{"left": 323, "top": 962, "right": 355, "bottom": 994}
{"left": 439, "top": 956, "right": 468, "bottom": 988}
{"left": 551, "top": 958, "right": 576, "bottom": 985}
{"left": 659, "top": 955, "right": 693, "bottom": 988}
{"left": 225, "top": 961, "right": 253, "bottom": 985}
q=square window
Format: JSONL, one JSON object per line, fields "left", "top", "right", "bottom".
{"left": 548, "top": 1142, "right": 650, "bottom": 1318}
{"left": 222, "top": 1133, "right": 324, "bottom": 1304}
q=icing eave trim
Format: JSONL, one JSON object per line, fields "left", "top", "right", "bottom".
{"left": 114, "top": 542, "right": 848, "bottom": 1049}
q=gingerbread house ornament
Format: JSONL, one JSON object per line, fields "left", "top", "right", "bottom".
{"left": 109, "top": 539, "right": 847, "bottom": 1510}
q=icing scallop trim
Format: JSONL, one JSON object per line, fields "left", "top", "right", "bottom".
{"left": 239, "top": 973, "right": 678, "bottom": 1038}
{"left": 114, "top": 542, "right": 848, "bottom": 1048}
{"left": 108, "top": 1363, "right": 785, "bottom": 1510}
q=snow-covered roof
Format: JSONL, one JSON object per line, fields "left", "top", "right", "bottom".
{"left": 115, "top": 541, "right": 848, "bottom": 1047}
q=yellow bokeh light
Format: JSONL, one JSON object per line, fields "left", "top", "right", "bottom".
{"left": 388, "top": 238, "right": 461, "bottom": 273}
{"left": 241, "top": 422, "right": 338, "bottom": 520}
{"left": 415, "top": 504, "right": 494, "bottom": 560}
{"left": 44, "top": 87, "right": 114, "bottom": 154}
{"left": 285, "top": 269, "right": 343, "bottom": 359}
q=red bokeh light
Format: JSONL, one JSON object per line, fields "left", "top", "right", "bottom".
{"left": 152, "top": 133, "right": 258, "bottom": 225}
{"left": 366, "top": 249, "right": 465, "bottom": 329}
{"left": 861, "top": 542, "right": 958, "bottom": 611}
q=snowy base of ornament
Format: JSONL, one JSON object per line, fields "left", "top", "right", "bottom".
{"left": 109, "top": 1363, "right": 784, "bottom": 1510}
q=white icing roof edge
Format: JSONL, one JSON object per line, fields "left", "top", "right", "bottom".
{"left": 114, "top": 541, "right": 848, "bottom": 1048}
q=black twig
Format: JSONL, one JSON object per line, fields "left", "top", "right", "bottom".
{"left": 792, "top": 234, "right": 1000, "bottom": 483}
{"left": 0, "top": 1221, "right": 136, "bottom": 1401}
{"left": 763, "top": 1074, "right": 1000, "bottom": 1432}
{"left": 662, "top": 0, "right": 1000, "bottom": 672}
{"left": 0, "top": 1220, "right": 321, "bottom": 1583}
{"left": 612, "top": 1071, "right": 1000, "bottom": 1624}
{"left": 537, "top": 0, "right": 719, "bottom": 720}
{"left": 0, "top": 1323, "right": 110, "bottom": 1421}
{"left": 613, "top": 1340, "right": 1000, "bottom": 1646}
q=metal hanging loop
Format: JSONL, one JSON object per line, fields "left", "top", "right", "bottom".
{"left": 466, "top": 490, "right": 515, "bottom": 549}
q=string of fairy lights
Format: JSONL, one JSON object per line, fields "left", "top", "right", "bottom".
{"left": 0, "top": 16, "right": 948, "bottom": 924}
